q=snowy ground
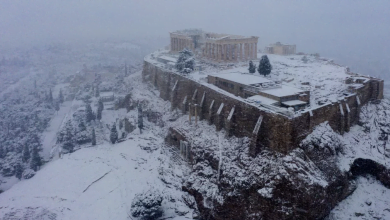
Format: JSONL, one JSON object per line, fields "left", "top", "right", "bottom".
{"left": 326, "top": 176, "right": 390, "bottom": 220}
{"left": 0, "top": 133, "right": 194, "bottom": 220}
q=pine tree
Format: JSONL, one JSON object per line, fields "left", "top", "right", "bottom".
{"left": 110, "top": 123, "right": 118, "bottom": 144}
{"left": 22, "top": 144, "right": 30, "bottom": 163}
{"left": 91, "top": 128, "right": 96, "bottom": 146}
{"left": 15, "top": 163, "right": 23, "bottom": 180}
{"left": 59, "top": 89, "right": 64, "bottom": 103}
{"left": 175, "top": 49, "right": 195, "bottom": 74}
{"left": 78, "top": 120, "right": 86, "bottom": 132}
{"left": 97, "top": 99, "right": 104, "bottom": 121}
{"left": 30, "top": 146, "right": 42, "bottom": 171}
{"left": 85, "top": 103, "right": 94, "bottom": 123}
{"left": 95, "top": 86, "right": 100, "bottom": 97}
{"left": 119, "top": 119, "right": 123, "bottom": 130}
{"left": 49, "top": 88, "right": 53, "bottom": 103}
{"left": 138, "top": 105, "right": 144, "bottom": 134}
{"left": 257, "top": 55, "right": 272, "bottom": 77}
{"left": 62, "top": 120, "right": 75, "bottom": 153}
{"left": 55, "top": 101, "right": 60, "bottom": 113}
{"left": 248, "top": 60, "right": 256, "bottom": 73}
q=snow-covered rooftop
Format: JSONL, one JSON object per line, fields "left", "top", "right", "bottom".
{"left": 247, "top": 95, "right": 279, "bottom": 105}
{"left": 261, "top": 85, "right": 305, "bottom": 97}
{"left": 211, "top": 72, "right": 272, "bottom": 86}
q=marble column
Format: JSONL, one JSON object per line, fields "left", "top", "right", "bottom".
{"left": 248, "top": 43, "right": 252, "bottom": 60}
{"left": 218, "top": 44, "right": 221, "bottom": 61}
{"left": 234, "top": 44, "right": 238, "bottom": 61}
{"left": 254, "top": 43, "right": 258, "bottom": 59}
{"left": 239, "top": 43, "right": 243, "bottom": 60}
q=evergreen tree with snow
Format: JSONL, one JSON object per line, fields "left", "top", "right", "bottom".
{"left": 22, "top": 144, "right": 30, "bottom": 163}
{"left": 85, "top": 103, "right": 94, "bottom": 123}
{"left": 131, "top": 187, "right": 164, "bottom": 220}
{"left": 48, "top": 88, "right": 53, "bottom": 103}
{"left": 119, "top": 119, "right": 123, "bottom": 130}
{"left": 97, "top": 107, "right": 102, "bottom": 121}
{"left": 175, "top": 49, "right": 195, "bottom": 74}
{"left": 110, "top": 123, "right": 118, "bottom": 144}
{"left": 30, "top": 146, "right": 42, "bottom": 171}
{"left": 97, "top": 99, "right": 104, "bottom": 121}
{"left": 55, "top": 101, "right": 60, "bottom": 113}
{"left": 138, "top": 105, "right": 144, "bottom": 134}
{"left": 78, "top": 120, "right": 86, "bottom": 132}
{"left": 91, "top": 128, "right": 96, "bottom": 146}
{"left": 62, "top": 120, "right": 75, "bottom": 153}
{"left": 15, "top": 163, "right": 23, "bottom": 180}
{"left": 257, "top": 55, "right": 272, "bottom": 77}
{"left": 95, "top": 86, "right": 100, "bottom": 97}
{"left": 59, "top": 89, "right": 64, "bottom": 103}
{"left": 248, "top": 60, "right": 256, "bottom": 73}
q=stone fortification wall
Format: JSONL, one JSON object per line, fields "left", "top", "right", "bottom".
{"left": 142, "top": 59, "right": 384, "bottom": 155}
{"left": 143, "top": 61, "right": 294, "bottom": 154}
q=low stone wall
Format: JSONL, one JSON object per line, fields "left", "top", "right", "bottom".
{"left": 142, "top": 60, "right": 384, "bottom": 155}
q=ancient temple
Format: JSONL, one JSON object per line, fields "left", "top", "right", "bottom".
{"left": 170, "top": 29, "right": 259, "bottom": 62}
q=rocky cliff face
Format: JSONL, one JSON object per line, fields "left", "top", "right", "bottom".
{"left": 175, "top": 99, "right": 390, "bottom": 219}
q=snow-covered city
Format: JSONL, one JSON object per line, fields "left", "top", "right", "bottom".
{"left": 1, "top": 1, "right": 390, "bottom": 220}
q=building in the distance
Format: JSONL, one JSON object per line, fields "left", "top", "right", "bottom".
{"left": 170, "top": 29, "right": 259, "bottom": 62}
{"left": 265, "top": 42, "right": 296, "bottom": 55}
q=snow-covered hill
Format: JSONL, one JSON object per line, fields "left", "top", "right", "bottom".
{"left": 0, "top": 116, "right": 194, "bottom": 220}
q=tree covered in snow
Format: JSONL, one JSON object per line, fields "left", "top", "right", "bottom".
{"left": 257, "top": 55, "right": 272, "bottom": 76}
{"left": 110, "top": 123, "right": 118, "bottom": 144}
{"left": 30, "top": 146, "right": 42, "bottom": 171}
{"left": 97, "top": 99, "right": 104, "bottom": 121}
{"left": 119, "top": 119, "right": 123, "bottom": 130}
{"left": 22, "top": 144, "right": 30, "bottom": 163}
{"left": 60, "top": 120, "right": 75, "bottom": 153}
{"left": 175, "top": 49, "right": 195, "bottom": 74}
{"left": 91, "top": 128, "right": 96, "bottom": 146}
{"left": 85, "top": 103, "right": 95, "bottom": 123}
{"left": 95, "top": 86, "right": 100, "bottom": 97}
{"left": 55, "top": 101, "right": 60, "bottom": 113}
{"left": 248, "top": 60, "right": 256, "bottom": 74}
{"left": 48, "top": 88, "right": 53, "bottom": 103}
{"left": 131, "top": 187, "right": 164, "bottom": 220}
{"left": 14, "top": 163, "right": 23, "bottom": 180}
{"left": 58, "top": 89, "right": 64, "bottom": 103}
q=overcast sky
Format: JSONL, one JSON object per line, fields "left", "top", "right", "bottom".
{"left": 1, "top": 0, "right": 389, "bottom": 77}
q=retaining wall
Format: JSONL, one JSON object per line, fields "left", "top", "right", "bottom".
{"left": 142, "top": 60, "right": 384, "bottom": 155}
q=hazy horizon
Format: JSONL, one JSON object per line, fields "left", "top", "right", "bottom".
{"left": 1, "top": 0, "right": 389, "bottom": 78}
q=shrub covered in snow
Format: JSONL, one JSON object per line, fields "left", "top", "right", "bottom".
{"left": 175, "top": 49, "right": 194, "bottom": 74}
{"left": 22, "top": 168, "right": 36, "bottom": 179}
{"left": 131, "top": 187, "right": 164, "bottom": 220}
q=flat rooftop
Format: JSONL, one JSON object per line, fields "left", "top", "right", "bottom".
{"left": 261, "top": 85, "right": 305, "bottom": 97}
{"left": 210, "top": 72, "right": 272, "bottom": 86}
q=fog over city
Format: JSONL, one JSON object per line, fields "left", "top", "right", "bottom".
{"left": 1, "top": 1, "right": 389, "bottom": 79}
{"left": 1, "top": 1, "right": 390, "bottom": 220}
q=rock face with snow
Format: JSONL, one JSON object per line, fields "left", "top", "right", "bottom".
{"left": 173, "top": 100, "right": 390, "bottom": 219}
